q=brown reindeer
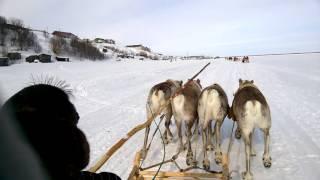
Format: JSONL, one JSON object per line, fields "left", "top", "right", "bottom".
{"left": 229, "top": 79, "right": 272, "bottom": 180}
{"left": 171, "top": 79, "right": 202, "bottom": 166}
{"left": 141, "top": 79, "right": 183, "bottom": 159}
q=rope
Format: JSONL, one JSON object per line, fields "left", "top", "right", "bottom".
{"left": 145, "top": 103, "right": 166, "bottom": 180}
{"left": 139, "top": 113, "right": 165, "bottom": 168}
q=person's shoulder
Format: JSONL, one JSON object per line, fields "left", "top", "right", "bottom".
{"left": 78, "top": 171, "right": 121, "bottom": 180}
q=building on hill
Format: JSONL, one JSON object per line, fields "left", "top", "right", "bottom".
{"left": 105, "top": 39, "right": 115, "bottom": 44}
{"left": 7, "top": 52, "right": 21, "bottom": 60}
{"left": 126, "top": 44, "right": 151, "bottom": 52}
{"left": 0, "top": 57, "right": 9, "bottom": 66}
{"left": 39, "top": 54, "right": 51, "bottom": 63}
{"left": 94, "top": 38, "right": 115, "bottom": 44}
{"left": 52, "top": 31, "right": 78, "bottom": 39}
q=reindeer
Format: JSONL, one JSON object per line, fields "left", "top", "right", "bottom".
{"left": 141, "top": 79, "right": 183, "bottom": 159}
{"left": 242, "top": 56, "right": 249, "bottom": 63}
{"left": 171, "top": 79, "right": 202, "bottom": 166}
{"left": 229, "top": 79, "right": 272, "bottom": 180}
{"left": 198, "top": 83, "right": 229, "bottom": 170}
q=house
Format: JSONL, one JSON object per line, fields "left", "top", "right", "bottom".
{"left": 7, "top": 52, "right": 21, "bottom": 60}
{"left": 39, "top": 54, "right": 51, "bottom": 63}
{"left": 105, "top": 39, "right": 115, "bottom": 44}
{"left": 126, "top": 44, "right": 151, "bottom": 52}
{"left": 94, "top": 38, "right": 116, "bottom": 44}
{"left": 26, "top": 55, "right": 39, "bottom": 63}
{"left": 52, "top": 31, "right": 78, "bottom": 39}
{"left": 0, "top": 57, "right": 9, "bottom": 66}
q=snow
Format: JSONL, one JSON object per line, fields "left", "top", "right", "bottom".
{"left": 0, "top": 54, "right": 320, "bottom": 179}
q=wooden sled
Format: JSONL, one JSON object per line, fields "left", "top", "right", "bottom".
{"left": 128, "top": 149, "right": 230, "bottom": 180}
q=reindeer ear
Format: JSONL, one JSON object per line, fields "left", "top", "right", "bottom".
{"left": 239, "top": 78, "right": 243, "bottom": 84}
{"left": 197, "top": 79, "right": 200, "bottom": 84}
{"left": 251, "top": 80, "right": 254, "bottom": 83}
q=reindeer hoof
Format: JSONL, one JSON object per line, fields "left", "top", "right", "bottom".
{"left": 187, "top": 150, "right": 193, "bottom": 158}
{"left": 242, "top": 171, "right": 253, "bottom": 180}
{"left": 263, "top": 156, "right": 272, "bottom": 168}
{"left": 206, "top": 144, "right": 214, "bottom": 151}
{"left": 215, "top": 151, "right": 223, "bottom": 165}
{"left": 163, "top": 137, "right": 169, "bottom": 145}
{"left": 186, "top": 157, "right": 193, "bottom": 166}
{"left": 235, "top": 128, "right": 241, "bottom": 139}
{"left": 203, "top": 159, "right": 210, "bottom": 170}
{"left": 251, "top": 149, "right": 256, "bottom": 156}
{"left": 186, "top": 151, "right": 194, "bottom": 166}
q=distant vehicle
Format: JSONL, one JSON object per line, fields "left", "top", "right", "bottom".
{"left": 139, "top": 57, "right": 144, "bottom": 61}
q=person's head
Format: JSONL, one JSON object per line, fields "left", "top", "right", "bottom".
{"left": 1, "top": 84, "right": 89, "bottom": 179}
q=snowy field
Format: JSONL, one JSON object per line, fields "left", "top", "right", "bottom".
{"left": 1, "top": 54, "right": 320, "bottom": 179}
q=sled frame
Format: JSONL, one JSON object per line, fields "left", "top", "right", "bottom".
{"left": 129, "top": 150, "right": 230, "bottom": 180}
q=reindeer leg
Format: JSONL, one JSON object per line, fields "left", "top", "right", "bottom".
{"left": 235, "top": 122, "right": 242, "bottom": 139}
{"left": 250, "top": 130, "right": 256, "bottom": 156}
{"left": 176, "top": 119, "right": 184, "bottom": 153}
{"left": 207, "top": 121, "right": 214, "bottom": 151}
{"left": 214, "top": 121, "right": 223, "bottom": 165}
{"left": 164, "top": 110, "right": 173, "bottom": 144}
{"left": 141, "top": 124, "right": 150, "bottom": 160}
{"left": 262, "top": 128, "right": 272, "bottom": 168}
{"left": 202, "top": 126, "right": 210, "bottom": 170}
{"left": 242, "top": 131, "right": 253, "bottom": 180}
{"left": 165, "top": 106, "right": 174, "bottom": 143}
{"left": 186, "top": 121, "right": 194, "bottom": 166}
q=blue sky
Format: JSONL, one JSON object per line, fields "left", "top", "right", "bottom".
{"left": 1, "top": 0, "right": 319, "bottom": 56}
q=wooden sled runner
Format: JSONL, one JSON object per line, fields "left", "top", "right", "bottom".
{"left": 89, "top": 62, "right": 234, "bottom": 179}
{"left": 128, "top": 149, "right": 230, "bottom": 180}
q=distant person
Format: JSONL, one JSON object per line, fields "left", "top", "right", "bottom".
{"left": 0, "top": 83, "right": 121, "bottom": 180}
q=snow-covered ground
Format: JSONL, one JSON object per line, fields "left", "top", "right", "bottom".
{"left": 0, "top": 54, "right": 320, "bottom": 179}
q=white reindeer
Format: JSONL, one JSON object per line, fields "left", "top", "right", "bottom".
{"left": 198, "top": 83, "right": 229, "bottom": 170}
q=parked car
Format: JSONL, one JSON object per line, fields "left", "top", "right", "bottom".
{"left": 0, "top": 57, "right": 9, "bottom": 66}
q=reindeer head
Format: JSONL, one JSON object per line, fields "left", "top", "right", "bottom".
{"left": 233, "top": 79, "right": 257, "bottom": 96}
{"left": 166, "top": 79, "right": 183, "bottom": 89}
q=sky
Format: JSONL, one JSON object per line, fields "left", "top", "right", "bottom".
{"left": 0, "top": 0, "right": 320, "bottom": 56}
